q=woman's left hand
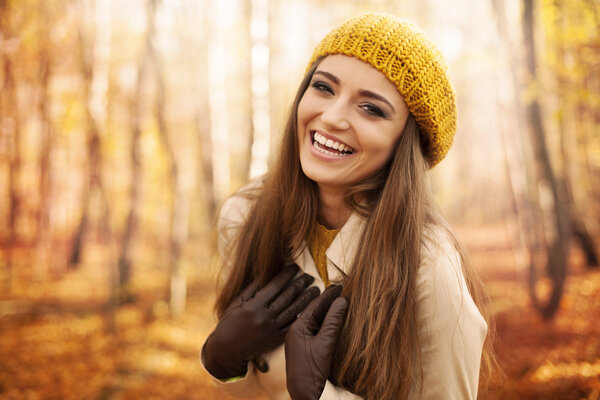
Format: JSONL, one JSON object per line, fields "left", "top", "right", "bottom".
{"left": 285, "top": 285, "right": 348, "bottom": 400}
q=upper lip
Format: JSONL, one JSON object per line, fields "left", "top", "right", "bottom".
{"left": 311, "top": 130, "right": 355, "bottom": 152}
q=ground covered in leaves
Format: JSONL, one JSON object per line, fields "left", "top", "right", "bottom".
{"left": 1, "top": 226, "right": 599, "bottom": 399}
{"left": 466, "top": 226, "right": 600, "bottom": 400}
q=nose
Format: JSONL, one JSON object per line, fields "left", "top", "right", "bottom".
{"left": 320, "top": 98, "right": 350, "bottom": 131}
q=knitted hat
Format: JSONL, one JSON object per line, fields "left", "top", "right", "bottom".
{"left": 307, "top": 13, "right": 456, "bottom": 167}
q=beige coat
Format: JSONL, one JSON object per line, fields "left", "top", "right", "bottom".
{"left": 203, "top": 184, "right": 487, "bottom": 399}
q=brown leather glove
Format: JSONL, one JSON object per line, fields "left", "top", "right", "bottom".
{"left": 202, "top": 264, "right": 320, "bottom": 380}
{"left": 285, "top": 285, "right": 348, "bottom": 400}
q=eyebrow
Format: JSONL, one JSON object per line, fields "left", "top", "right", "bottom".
{"left": 313, "top": 70, "right": 396, "bottom": 113}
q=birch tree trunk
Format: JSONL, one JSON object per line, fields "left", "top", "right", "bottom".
{"left": 490, "top": 0, "right": 538, "bottom": 282}
{"left": 34, "top": 45, "right": 53, "bottom": 282}
{"left": 147, "top": 0, "right": 189, "bottom": 317}
{"left": 74, "top": 0, "right": 117, "bottom": 332}
{"left": 70, "top": 0, "right": 113, "bottom": 272}
{"left": 232, "top": 0, "right": 254, "bottom": 186}
{"left": 117, "top": 0, "right": 153, "bottom": 303}
{"left": 195, "top": 7, "right": 216, "bottom": 222}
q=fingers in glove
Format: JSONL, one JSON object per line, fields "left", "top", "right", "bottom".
{"left": 317, "top": 297, "right": 348, "bottom": 339}
{"left": 239, "top": 279, "right": 260, "bottom": 302}
{"left": 267, "top": 273, "right": 314, "bottom": 314}
{"left": 299, "top": 285, "right": 343, "bottom": 335}
{"left": 276, "top": 285, "right": 320, "bottom": 329}
{"left": 254, "top": 264, "right": 300, "bottom": 304}
{"left": 223, "top": 279, "right": 260, "bottom": 313}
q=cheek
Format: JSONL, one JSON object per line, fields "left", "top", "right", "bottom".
{"left": 359, "top": 126, "right": 399, "bottom": 151}
{"left": 297, "top": 94, "right": 311, "bottom": 123}
{"left": 296, "top": 100, "right": 306, "bottom": 137}
{"left": 359, "top": 129, "right": 401, "bottom": 164}
{"left": 297, "top": 91, "right": 324, "bottom": 127}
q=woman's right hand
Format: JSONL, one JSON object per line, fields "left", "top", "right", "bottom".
{"left": 201, "top": 264, "right": 320, "bottom": 380}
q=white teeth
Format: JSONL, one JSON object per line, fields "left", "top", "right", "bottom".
{"left": 312, "top": 132, "right": 353, "bottom": 154}
{"left": 313, "top": 139, "right": 345, "bottom": 156}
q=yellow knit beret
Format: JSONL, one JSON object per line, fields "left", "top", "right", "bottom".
{"left": 307, "top": 13, "right": 457, "bottom": 167}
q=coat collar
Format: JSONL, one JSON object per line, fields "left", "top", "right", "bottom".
{"left": 324, "top": 212, "right": 367, "bottom": 284}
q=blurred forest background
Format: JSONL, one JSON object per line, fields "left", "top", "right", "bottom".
{"left": 0, "top": 0, "right": 599, "bottom": 398}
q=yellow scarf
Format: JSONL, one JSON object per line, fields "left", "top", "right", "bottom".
{"left": 307, "top": 223, "right": 340, "bottom": 287}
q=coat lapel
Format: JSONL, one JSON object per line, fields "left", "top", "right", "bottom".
{"left": 294, "top": 212, "right": 366, "bottom": 286}
{"left": 325, "top": 212, "right": 367, "bottom": 284}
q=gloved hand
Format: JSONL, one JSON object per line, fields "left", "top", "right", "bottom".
{"left": 285, "top": 285, "right": 348, "bottom": 400}
{"left": 202, "top": 264, "right": 320, "bottom": 380}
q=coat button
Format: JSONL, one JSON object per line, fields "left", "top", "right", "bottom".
{"left": 253, "top": 356, "right": 269, "bottom": 373}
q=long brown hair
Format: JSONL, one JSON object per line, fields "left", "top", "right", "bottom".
{"left": 215, "top": 59, "right": 494, "bottom": 399}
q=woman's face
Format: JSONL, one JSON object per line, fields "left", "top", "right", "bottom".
{"left": 297, "top": 55, "right": 409, "bottom": 194}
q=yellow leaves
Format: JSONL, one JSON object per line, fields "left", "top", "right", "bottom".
{"left": 115, "top": 305, "right": 144, "bottom": 327}
{"left": 532, "top": 360, "right": 600, "bottom": 383}
{"left": 0, "top": 284, "right": 216, "bottom": 398}
{"left": 461, "top": 222, "right": 600, "bottom": 399}
{"left": 133, "top": 348, "right": 203, "bottom": 379}
{"left": 148, "top": 319, "right": 204, "bottom": 353}
{"left": 578, "top": 278, "right": 595, "bottom": 296}
{"left": 0, "top": 311, "right": 116, "bottom": 400}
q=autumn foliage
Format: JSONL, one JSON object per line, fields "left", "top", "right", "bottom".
{"left": 1, "top": 0, "right": 599, "bottom": 399}
{"left": 1, "top": 227, "right": 599, "bottom": 399}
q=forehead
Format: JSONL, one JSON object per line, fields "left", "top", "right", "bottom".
{"left": 315, "top": 55, "right": 404, "bottom": 101}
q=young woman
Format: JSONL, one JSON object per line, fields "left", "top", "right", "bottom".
{"left": 201, "top": 12, "right": 493, "bottom": 400}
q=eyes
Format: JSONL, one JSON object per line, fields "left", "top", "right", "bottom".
{"left": 310, "top": 80, "right": 388, "bottom": 119}
{"left": 312, "top": 81, "right": 334, "bottom": 94}
{"left": 360, "top": 103, "right": 387, "bottom": 118}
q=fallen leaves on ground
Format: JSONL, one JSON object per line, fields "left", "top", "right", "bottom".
{"left": 1, "top": 226, "right": 599, "bottom": 399}
{"left": 460, "top": 224, "right": 600, "bottom": 400}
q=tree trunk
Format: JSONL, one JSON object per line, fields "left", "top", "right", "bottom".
{"left": 572, "top": 219, "right": 599, "bottom": 267}
{"left": 498, "top": 111, "right": 533, "bottom": 275}
{"left": 74, "top": 5, "right": 117, "bottom": 332}
{"left": 229, "top": 0, "right": 254, "bottom": 187}
{"left": 69, "top": 0, "right": 113, "bottom": 271}
{"left": 196, "top": 113, "right": 217, "bottom": 223}
{"left": 117, "top": 0, "right": 153, "bottom": 303}
{"left": 68, "top": 199, "right": 89, "bottom": 267}
{"left": 553, "top": 3, "right": 599, "bottom": 268}
{"left": 2, "top": 50, "right": 21, "bottom": 291}
{"left": 34, "top": 49, "right": 53, "bottom": 282}
{"left": 194, "top": 8, "right": 217, "bottom": 223}
{"left": 490, "top": 0, "right": 538, "bottom": 278}
{"left": 522, "top": 0, "right": 570, "bottom": 319}
{"left": 148, "top": 0, "right": 189, "bottom": 317}
{"left": 248, "top": 0, "right": 271, "bottom": 180}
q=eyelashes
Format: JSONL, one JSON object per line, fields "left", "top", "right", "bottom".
{"left": 360, "top": 103, "right": 387, "bottom": 118}
{"left": 311, "top": 81, "right": 334, "bottom": 94}
{"left": 310, "top": 80, "right": 388, "bottom": 119}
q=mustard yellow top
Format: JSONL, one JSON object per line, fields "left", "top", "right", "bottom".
{"left": 307, "top": 223, "right": 340, "bottom": 287}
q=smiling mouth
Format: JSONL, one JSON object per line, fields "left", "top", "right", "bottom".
{"left": 311, "top": 131, "right": 355, "bottom": 156}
